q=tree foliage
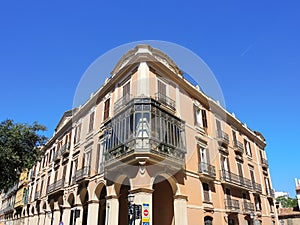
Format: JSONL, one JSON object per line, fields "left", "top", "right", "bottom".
{"left": 0, "top": 119, "right": 47, "bottom": 191}
{"left": 276, "top": 196, "right": 298, "bottom": 208}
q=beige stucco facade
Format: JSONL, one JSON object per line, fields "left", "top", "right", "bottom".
{"left": 0, "top": 45, "right": 278, "bottom": 225}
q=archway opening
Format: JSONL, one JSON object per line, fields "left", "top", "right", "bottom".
{"left": 68, "top": 193, "right": 75, "bottom": 225}
{"left": 118, "top": 177, "right": 130, "bottom": 225}
{"left": 153, "top": 175, "right": 174, "bottom": 225}
{"left": 80, "top": 189, "right": 89, "bottom": 225}
{"left": 95, "top": 184, "right": 107, "bottom": 225}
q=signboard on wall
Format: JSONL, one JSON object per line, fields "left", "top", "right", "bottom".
{"left": 142, "top": 203, "right": 150, "bottom": 224}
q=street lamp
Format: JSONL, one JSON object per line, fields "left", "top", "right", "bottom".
{"left": 127, "top": 194, "right": 142, "bottom": 225}
{"left": 128, "top": 194, "right": 134, "bottom": 204}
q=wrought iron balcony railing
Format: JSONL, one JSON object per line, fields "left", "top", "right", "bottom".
{"left": 220, "top": 170, "right": 252, "bottom": 189}
{"left": 155, "top": 92, "right": 176, "bottom": 111}
{"left": 233, "top": 141, "right": 244, "bottom": 154}
{"left": 199, "top": 162, "right": 216, "bottom": 178}
{"left": 114, "top": 94, "right": 132, "bottom": 113}
{"left": 225, "top": 199, "right": 240, "bottom": 211}
{"left": 243, "top": 201, "right": 255, "bottom": 212}
{"left": 216, "top": 130, "right": 229, "bottom": 146}
{"left": 75, "top": 166, "right": 90, "bottom": 182}
{"left": 105, "top": 97, "right": 185, "bottom": 170}
{"left": 60, "top": 143, "right": 70, "bottom": 155}
{"left": 47, "top": 179, "right": 64, "bottom": 194}
{"left": 252, "top": 182, "right": 262, "bottom": 193}
{"left": 53, "top": 150, "right": 61, "bottom": 162}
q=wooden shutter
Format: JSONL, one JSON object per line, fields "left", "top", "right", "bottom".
{"left": 158, "top": 80, "right": 166, "bottom": 96}
{"left": 103, "top": 99, "right": 110, "bottom": 121}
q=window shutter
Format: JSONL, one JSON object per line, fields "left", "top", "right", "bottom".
{"left": 202, "top": 109, "right": 208, "bottom": 128}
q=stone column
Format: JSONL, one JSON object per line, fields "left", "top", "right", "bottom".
{"left": 43, "top": 211, "right": 52, "bottom": 225}
{"left": 52, "top": 209, "right": 60, "bottom": 225}
{"left": 39, "top": 212, "right": 45, "bottom": 225}
{"left": 173, "top": 195, "right": 188, "bottom": 225}
{"left": 87, "top": 200, "right": 99, "bottom": 225}
{"left": 62, "top": 206, "right": 71, "bottom": 225}
{"left": 105, "top": 196, "right": 119, "bottom": 225}
{"left": 130, "top": 188, "right": 154, "bottom": 225}
{"left": 32, "top": 213, "right": 38, "bottom": 225}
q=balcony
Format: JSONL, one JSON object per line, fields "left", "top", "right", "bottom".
{"left": 34, "top": 191, "right": 40, "bottom": 200}
{"left": 53, "top": 150, "right": 61, "bottom": 162}
{"left": 225, "top": 199, "right": 240, "bottom": 212}
{"left": 266, "top": 188, "right": 275, "bottom": 198}
{"left": 154, "top": 92, "right": 176, "bottom": 111}
{"left": 261, "top": 158, "right": 268, "bottom": 168}
{"left": 216, "top": 130, "right": 229, "bottom": 146}
{"left": 252, "top": 182, "right": 262, "bottom": 193}
{"left": 114, "top": 94, "right": 132, "bottom": 113}
{"left": 60, "top": 143, "right": 70, "bottom": 156}
{"left": 104, "top": 97, "right": 186, "bottom": 171}
{"left": 233, "top": 141, "right": 244, "bottom": 154}
{"left": 199, "top": 162, "right": 216, "bottom": 179}
{"left": 220, "top": 170, "right": 252, "bottom": 190}
{"left": 76, "top": 166, "right": 90, "bottom": 182}
{"left": 47, "top": 179, "right": 64, "bottom": 194}
{"left": 243, "top": 201, "right": 255, "bottom": 212}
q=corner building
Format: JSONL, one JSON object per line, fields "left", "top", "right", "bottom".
{"left": 12, "top": 45, "right": 278, "bottom": 225}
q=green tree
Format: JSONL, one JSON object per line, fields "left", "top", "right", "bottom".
{"left": 0, "top": 119, "right": 47, "bottom": 191}
{"left": 276, "top": 196, "right": 298, "bottom": 208}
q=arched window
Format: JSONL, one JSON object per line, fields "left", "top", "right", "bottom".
{"left": 204, "top": 216, "right": 213, "bottom": 225}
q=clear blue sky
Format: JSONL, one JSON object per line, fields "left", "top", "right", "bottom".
{"left": 1, "top": 1, "right": 299, "bottom": 196}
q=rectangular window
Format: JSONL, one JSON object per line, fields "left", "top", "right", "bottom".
{"left": 232, "top": 130, "right": 237, "bottom": 145}
{"left": 62, "top": 165, "right": 67, "bottom": 181}
{"left": 84, "top": 151, "right": 91, "bottom": 168}
{"left": 194, "top": 106, "right": 208, "bottom": 129}
{"left": 74, "top": 124, "right": 81, "bottom": 144}
{"left": 88, "top": 111, "right": 95, "bottom": 133}
{"left": 244, "top": 139, "right": 252, "bottom": 157}
{"left": 123, "top": 81, "right": 130, "bottom": 97}
{"left": 202, "top": 183, "right": 211, "bottom": 202}
{"left": 103, "top": 99, "right": 110, "bottom": 121}
{"left": 158, "top": 79, "right": 167, "bottom": 96}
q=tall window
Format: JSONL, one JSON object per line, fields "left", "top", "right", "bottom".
{"left": 88, "top": 111, "right": 95, "bottom": 133}
{"left": 123, "top": 81, "right": 130, "bottom": 98}
{"left": 254, "top": 194, "right": 262, "bottom": 211}
{"left": 249, "top": 167, "right": 255, "bottom": 185}
{"left": 237, "top": 162, "right": 244, "bottom": 184}
{"left": 157, "top": 79, "right": 166, "bottom": 96}
{"left": 244, "top": 139, "right": 252, "bottom": 157}
{"left": 194, "top": 105, "right": 208, "bottom": 129}
{"left": 83, "top": 150, "right": 91, "bottom": 169}
{"left": 232, "top": 130, "right": 237, "bottom": 145}
{"left": 202, "top": 183, "right": 211, "bottom": 202}
{"left": 220, "top": 155, "right": 229, "bottom": 172}
{"left": 74, "top": 124, "right": 81, "bottom": 144}
{"left": 103, "top": 99, "right": 110, "bottom": 121}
